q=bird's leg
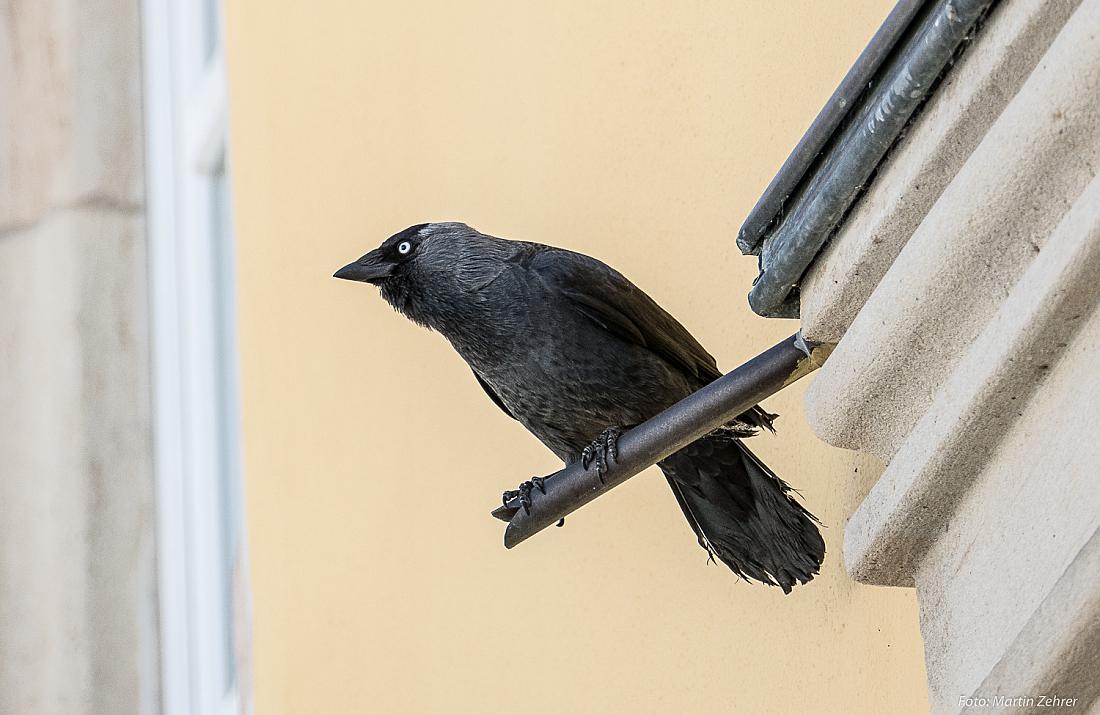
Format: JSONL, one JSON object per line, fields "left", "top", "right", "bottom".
{"left": 581, "top": 426, "right": 623, "bottom": 483}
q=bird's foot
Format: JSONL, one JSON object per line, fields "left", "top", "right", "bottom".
{"left": 581, "top": 426, "right": 623, "bottom": 483}
{"left": 503, "top": 476, "right": 548, "bottom": 515}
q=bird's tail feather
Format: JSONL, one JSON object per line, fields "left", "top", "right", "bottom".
{"left": 658, "top": 432, "right": 824, "bottom": 593}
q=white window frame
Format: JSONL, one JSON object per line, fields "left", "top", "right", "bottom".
{"left": 142, "top": 0, "right": 248, "bottom": 713}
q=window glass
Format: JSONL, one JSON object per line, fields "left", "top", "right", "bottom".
{"left": 210, "top": 158, "right": 242, "bottom": 694}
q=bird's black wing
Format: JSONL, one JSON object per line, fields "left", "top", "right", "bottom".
{"left": 471, "top": 369, "right": 516, "bottom": 420}
{"left": 529, "top": 248, "right": 722, "bottom": 382}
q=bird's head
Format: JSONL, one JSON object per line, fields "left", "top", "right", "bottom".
{"left": 334, "top": 221, "right": 486, "bottom": 326}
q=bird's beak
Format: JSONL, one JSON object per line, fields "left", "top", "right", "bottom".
{"left": 333, "top": 249, "right": 393, "bottom": 284}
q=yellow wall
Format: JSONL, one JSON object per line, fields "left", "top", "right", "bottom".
{"left": 224, "top": 1, "right": 928, "bottom": 712}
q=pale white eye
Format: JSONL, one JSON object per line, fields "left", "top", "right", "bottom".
{"left": 397, "top": 240, "right": 412, "bottom": 255}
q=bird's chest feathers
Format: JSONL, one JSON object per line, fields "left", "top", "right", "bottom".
{"left": 408, "top": 267, "right": 531, "bottom": 366}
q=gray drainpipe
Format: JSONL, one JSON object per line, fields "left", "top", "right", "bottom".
{"left": 740, "top": 0, "right": 997, "bottom": 318}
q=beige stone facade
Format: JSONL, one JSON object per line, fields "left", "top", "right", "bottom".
{"left": 0, "top": 1, "right": 158, "bottom": 713}
{"left": 800, "top": 1, "right": 1100, "bottom": 711}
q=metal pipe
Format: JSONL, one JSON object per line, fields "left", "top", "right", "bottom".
{"left": 737, "top": 0, "right": 926, "bottom": 255}
{"left": 746, "top": 0, "right": 996, "bottom": 317}
{"left": 491, "top": 332, "right": 832, "bottom": 549}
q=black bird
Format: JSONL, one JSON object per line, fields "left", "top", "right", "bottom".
{"left": 335, "top": 222, "right": 824, "bottom": 592}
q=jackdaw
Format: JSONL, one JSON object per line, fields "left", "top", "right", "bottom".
{"left": 335, "top": 222, "right": 824, "bottom": 592}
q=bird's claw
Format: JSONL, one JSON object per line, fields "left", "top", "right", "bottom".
{"left": 581, "top": 426, "right": 623, "bottom": 483}
{"left": 504, "top": 477, "right": 549, "bottom": 515}
{"left": 501, "top": 477, "right": 564, "bottom": 525}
